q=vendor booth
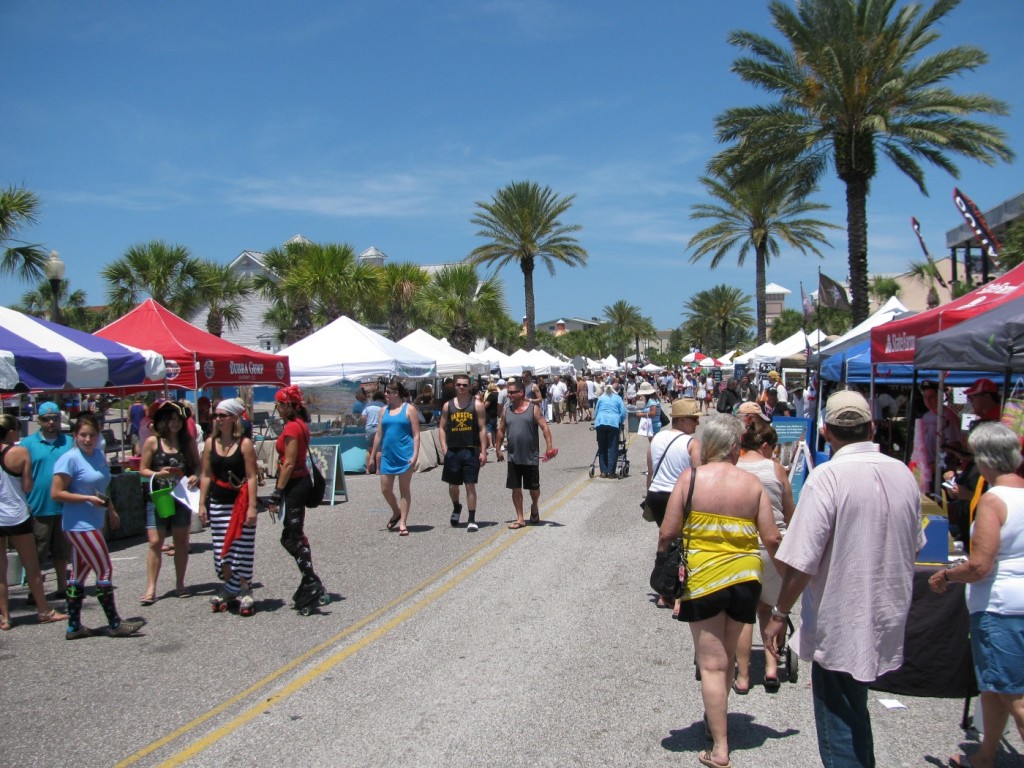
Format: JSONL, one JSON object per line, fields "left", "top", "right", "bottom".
{"left": 398, "top": 329, "right": 484, "bottom": 377}
{"left": 96, "top": 299, "right": 289, "bottom": 390}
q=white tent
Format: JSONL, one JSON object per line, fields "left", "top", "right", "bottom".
{"left": 508, "top": 348, "right": 544, "bottom": 375}
{"left": 602, "top": 354, "right": 619, "bottom": 370}
{"left": 475, "top": 345, "right": 515, "bottom": 375}
{"left": 732, "top": 342, "right": 776, "bottom": 366}
{"left": 770, "top": 329, "right": 828, "bottom": 360}
{"left": 814, "top": 296, "right": 911, "bottom": 356}
{"left": 641, "top": 363, "right": 665, "bottom": 373}
{"left": 284, "top": 316, "right": 436, "bottom": 386}
{"left": 399, "top": 329, "right": 484, "bottom": 377}
{"left": 529, "top": 348, "right": 566, "bottom": 375}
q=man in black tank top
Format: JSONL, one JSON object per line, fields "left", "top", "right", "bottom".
{"left": 438, "top": 374, "right": 488, "bottom": 531}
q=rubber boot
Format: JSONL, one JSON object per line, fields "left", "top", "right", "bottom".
{"left": 96, "top": 584, "right": 145, "bottom": 637}
{"left": 65, "top": 584, "right": 91, "bottom": 640}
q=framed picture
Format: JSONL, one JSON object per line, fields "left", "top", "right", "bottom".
{"left": 307, "top": 440, "right": 348, "bottom": 504}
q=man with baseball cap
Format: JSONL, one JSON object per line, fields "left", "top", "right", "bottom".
{"left": 765, "top": 390, "right": 922, "bottom": 767}
{"left": 22, "top": 401, "right": 73, "bottom": 602}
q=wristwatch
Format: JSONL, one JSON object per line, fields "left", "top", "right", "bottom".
{"left": 771, "top": 606, "right": 789, "bottom": 621}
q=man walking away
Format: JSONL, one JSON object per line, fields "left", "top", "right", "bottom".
{"left": 765, "top": 391, "right": 922, "bottom": 768}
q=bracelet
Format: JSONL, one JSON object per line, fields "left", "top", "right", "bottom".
{"left": 943, "top": 567, "right": 953, "bottom": 583}
{"left": 771, "top": 607, "right": 789, "bottom": 619}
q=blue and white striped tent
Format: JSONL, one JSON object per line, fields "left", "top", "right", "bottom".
{"left": 0, "top": 306, "right": 165, "bottom": 391}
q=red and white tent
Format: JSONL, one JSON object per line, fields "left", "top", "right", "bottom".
{"left": 96, "top": 299, "right": 289, "bottom": 390}
{"left": 871, "top": 262, "right": 1024, "bottom": 365}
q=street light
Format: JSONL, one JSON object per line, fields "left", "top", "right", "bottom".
{"left": 44, "top": 250, "right": 65, "bottom": 324}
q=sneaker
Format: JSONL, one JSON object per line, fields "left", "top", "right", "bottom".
{"left": 450, "top": 503, "right": 462, "bottom": 527}
{"left": 66, "top": 626, "right": 92, "bottom": 641}
{"left": 467, "top": 521, "right": 479, "bottom": 532}
{"left": 107, "top": 618, "right": 146, "bottom": 637}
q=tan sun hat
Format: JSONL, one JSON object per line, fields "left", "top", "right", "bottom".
{"left": 670, "top": 398, "right": 702, "bottom": 418}
{"left": 825, "top": 390, "right": 872, "bottom": 426}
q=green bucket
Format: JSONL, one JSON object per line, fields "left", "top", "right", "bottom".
{"left": 149, "top": 476, "right": 177, "bottom": 519}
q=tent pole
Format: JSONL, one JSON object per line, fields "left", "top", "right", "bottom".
{"left": 933, "top": 370, "right": 946, "bottom": 500}
{"left": 903, "top": 370, "right": 918, "bottom": 466}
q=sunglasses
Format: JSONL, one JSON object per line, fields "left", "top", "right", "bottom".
{"left": 214, "top": 413, "right": 232, "bottom": 419}
{"left": 38, "top": 415, "right": 59, "bottom": 422}
{"left": 454, "top": 383, "right": 469, "bottom": 388}
{"left": 507, "top": 390, "right": 522, "bottom": 395}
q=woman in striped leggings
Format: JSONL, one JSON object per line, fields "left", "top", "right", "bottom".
{"left": 198, "top": 398, "right": 258, "bottom": 614}
{"left": 51, "top": 413, "right": 144, "bottom": 639}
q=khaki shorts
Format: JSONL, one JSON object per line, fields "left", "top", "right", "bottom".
{"left": 33, "top": 515, "right": 70, "bottom": 564}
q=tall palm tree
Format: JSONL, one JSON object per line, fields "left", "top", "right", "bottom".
{"left": 15, "top": 279, "right": 98, "bottom": 331}
{"left": 0, "top": 185, "right": 47, "bottom": 283}
{"left": 468, "top": 181, "right": 588, "bottom": 348}
{"left": 868, "top": 275, "right": 902, "bottom": 306}
{"left": 602, "top": 300, "right": 657, "bottom": 362}
{"left": 682, "top": 284, "right": 755, "bottom": 356}
{"left": 714, "top": 0, "right": 1013, "bottom": 324}
{"left": 688, "top": 165, "right": 837, "bottom": 344}
{"left": 194, "top": 262, "right": 252, "bottom": 337}
{"left": 416, "top": 263, "right": 506, "bottom": 353}
{"left": 373, "top": 262, "right": 431, "bottom": 340}
{"left": 101, "top": 240, "right": 207, "bottom": 318}
{"left": 254, "top": 240, "right": 381, "bottom": 343}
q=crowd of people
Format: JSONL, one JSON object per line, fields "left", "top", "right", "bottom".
{"left": 3, "top": 362, "right": 1022, "bottom": 768}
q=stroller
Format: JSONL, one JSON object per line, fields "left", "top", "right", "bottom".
{"left": 589, "top": 423, "right": 630, "bottom": 478}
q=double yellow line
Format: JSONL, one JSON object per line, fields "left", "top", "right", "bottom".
{"left": 118, "top": 471, "right": 594, "bottom": 767}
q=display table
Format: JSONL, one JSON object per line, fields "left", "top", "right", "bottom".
{"left": 871, "top": 565, "right": 977, "bottom": 699}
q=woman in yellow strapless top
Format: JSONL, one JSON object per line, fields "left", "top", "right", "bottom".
{"left": 657, "top": 415, "right": 782, "bottom": 768}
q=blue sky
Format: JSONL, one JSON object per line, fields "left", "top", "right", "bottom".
{"left": 3, "top": 1, "right": 1022, "bottom": 333}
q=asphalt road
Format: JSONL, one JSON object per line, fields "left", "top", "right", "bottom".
{"left": 1, "top": 418, "right": 1012, "bottom": 767}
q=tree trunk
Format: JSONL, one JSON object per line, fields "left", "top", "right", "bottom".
{"left": 755, "top": 244, "right": 767, "bottom": 343}
{"left": 635, "top": 334, "right": 641, "bottom": 364}
{"left": 522, "top": 259, "right": 536, "bottom": 349}
{"left": 845, "top": 176, "right": 871, "bottom": 325}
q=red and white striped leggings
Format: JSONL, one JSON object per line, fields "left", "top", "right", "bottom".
{"left": 65, "top": 529, "right": 113, "bottom": 584}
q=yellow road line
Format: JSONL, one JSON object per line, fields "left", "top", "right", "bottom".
{"left": 118, "top": 472, "right": 592, "bottom": 768}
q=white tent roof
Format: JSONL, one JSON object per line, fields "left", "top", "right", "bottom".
{"left": 529, "top": 348, "right": 566, "bottom": 374}
{"left": 508, "top": 348, "right": 545, "bottom": 375}
{"left": 815, "top": 296, "right": 911, "bottom": 355}
{"left": 732, "top": 342, "right": 776, "bottom": 365}
{"left": 642, "top": 363, "right": 665, "bottom": 372}
{"left": 770, "top": 329, "right": 828, "bottom": 359}
{"left": 284, "top": 316, "right": 435, "bottom": 386}
{"left": 399, "top": 329, "right": 484, "bottom": 377}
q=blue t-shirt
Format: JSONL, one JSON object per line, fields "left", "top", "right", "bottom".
{"left": 646, "top": 397, "right": 662, "bottom": 436}
{"left": 22, "top": 431, "right": 73, "bottom": 517}
{"left": 53, "top": 447, "right": 110, "bottom": 532}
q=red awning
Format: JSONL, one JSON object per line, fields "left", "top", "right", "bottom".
{"left": 95, "top": 299, "right": 289, "bottom": 389}
{"left": 871, "top": 262, "right": 1024, "bottom": 365}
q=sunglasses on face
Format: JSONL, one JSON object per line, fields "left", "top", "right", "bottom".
{"left": 39, "top": 416, "right": 59, "bottom": 422}
{"left": 214, "top": 413, "right": 231, "bottom": 419}
{"left": 454, "top": 383, "right": 469, "bottom": 388}
{"left": 507, "top": 390, "right": 522, "bottom": 396}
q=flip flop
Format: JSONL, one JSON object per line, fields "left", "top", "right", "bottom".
{"left": 0, "top": 615, "right": 11, "bottom": 631}
{"left": 698, "top": 750, "right": 732, "bottom": 768}
{"left": 528, "top": 515, "right": 541, "bottom": 525}
{"left": 508, "top": 520, "right": 528, "bottom": 529}
{"left": 37, "top": 609, "right": 68, "bottom": 624}
{"left": 763, "top": 676, "right": 781, "bottom": 693}
{"left": 732, "top": 681, "right": 749, "bottom": 695}
{"left": 399, "top": 527, "right": 409, "bottom": 536}
{"left": 386, "top": 515, "right": 401, "bottom": 531}
{"left": 175, "top": 588, "right": 192, "bottom": 598}
{"left": 140, "top": 594, "right": 157, "bottom": 606}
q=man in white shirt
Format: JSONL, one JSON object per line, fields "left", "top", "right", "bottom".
{"left": 768, "top": 371, "right": 788, "bottom": 403}
{"left": 550, "top": 377, "right": 567, "bottom": 424}
{"left": 765, "top": 391, "right": 922, "bottom": 768}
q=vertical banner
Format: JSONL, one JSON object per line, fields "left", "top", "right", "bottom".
{"left": 772, "top": 416, "right": 815, "bottom": 502}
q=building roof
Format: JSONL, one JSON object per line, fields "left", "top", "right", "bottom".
{"left": 764, "top": 282, "right": 791, "bottom": 295}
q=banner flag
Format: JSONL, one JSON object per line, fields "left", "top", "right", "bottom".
{"left": 911, "top": 216, "right": 948, "bottom": 288}
{"left": 953, "top": 187, "right": 1001, "bottom": 266}
{"left": 800, "top": 282, "right": 815, "bottom": 323}
{"left": 818, "top": 272, "right": 851, "bottom": 311}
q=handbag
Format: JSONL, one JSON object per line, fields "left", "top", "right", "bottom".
{"left": 303, "top": 433, "right": 328, "bottom": 507}
{"left": 641, "top": 433, "right": 686, "bottom": 522}
{"left": 649, "top": 467, "right": 696, "bottom": 600}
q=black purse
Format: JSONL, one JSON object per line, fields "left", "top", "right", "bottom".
{"left": 649, "top": 467, "right": 696, "bottom": 599}
{"left": 303, "top": 433, "right": 328, "bottom": 507}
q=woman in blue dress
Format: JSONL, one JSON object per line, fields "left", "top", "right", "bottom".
{"left": 367, "top": 381, "right": 420, "bottom": 536}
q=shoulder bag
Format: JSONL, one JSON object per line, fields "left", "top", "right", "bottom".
{"left": 303, "top": 429, "right": 327, "bottom": 507}
{"left": 641, "top": 433, "right": 686, "bottom": 522}
{"left": 649, "top": 467, "right": 697, "bottom": 600}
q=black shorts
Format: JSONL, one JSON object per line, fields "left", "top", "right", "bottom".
{"left": 505, "top": 462, "right": 540, "bottom": 490}
{"left": 644, "top": 490, "right": 672, "bottom": 527}
{"left": 441, "top": 447, "right": 481, "bottom": 485}
{"left": 0, "top": 517, "right": 34, "bottom": 537}
{"left": 676, "top": 580, "right": 761, "bottom": 624}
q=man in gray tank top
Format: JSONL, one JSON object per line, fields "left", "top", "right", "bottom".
{"left": 495, "top": 378, "right": 555, "bottom": 529}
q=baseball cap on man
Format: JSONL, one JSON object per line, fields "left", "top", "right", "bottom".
{"left": 965, "top": 378, "right": 999, "bottom": 396}
{"left": 738, "top": 401, "right": 770, "bottom": 422}
{"left": 825, "top": 391, "right": 872, "bottom": 426}
{"left": 38, "top": 402, "right": 61, "bottom": 416}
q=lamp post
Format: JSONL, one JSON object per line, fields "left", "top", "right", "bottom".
{"left": 44, "top": 250, "right": 65, "bottom": 324}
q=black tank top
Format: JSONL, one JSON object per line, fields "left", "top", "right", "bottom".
{"left": 151, "top": 438, "right": 194, "bottom": 491}
{"left": 209, "top": 440, "right": 246, "bottom": 503}
{"left": 445, "top": 399, "right": 479, "bottom": 450}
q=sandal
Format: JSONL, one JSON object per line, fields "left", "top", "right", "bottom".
{"left": 698, "top": 750, "right": 732, "bottom": 768}
{"left": 508, "top": 520, "right": 528, "bottom": 530}
{"left": 175, "top": 587, "right": 192, "bottom": 598}
{"left": 398, "top": 527, "right": 409, "bottom": 536}
{"left": 0, "top": 615, "right": 11, "bottom": 631}
{"left": 386, "top": 515, "right": 401, "bottom": 531}
{"left": 37, "top": 609, "right": 68, "bottom": 624}
{"left": 528, "top": 514, "right": 541, "bottom": 525}
{"left": 140, "top": 594, "right": 158, "bottom": 606}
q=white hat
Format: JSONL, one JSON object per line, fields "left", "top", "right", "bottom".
{"left": 497, "top": 379, "right": 506, "bottom": 386}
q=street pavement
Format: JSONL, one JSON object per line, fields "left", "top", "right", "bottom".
{"left": 1, "top": 416, "right": 1012, "bottom": 767}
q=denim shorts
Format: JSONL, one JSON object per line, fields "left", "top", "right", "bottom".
{"left": 970, "top": 611, "right": 1024, "bottom": 694}
{"left": 145, "top": 499, "right": 192, "bottom": 532}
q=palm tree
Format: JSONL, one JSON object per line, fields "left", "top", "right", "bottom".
{"left": 373, "top": 262, "right": 431, "bottom": 340}
{"left": 714, "top": 0, "right": 1013, "bottom": 324}
{"left": 682, "top": 284, "right": 755, "bottom": 356}
{"left": 602, "top": 300, "right": 657, "bottom": 362}
{"left": 254, "top": 240, "right": 381, "bottom": 343}
{"left": 0, "top": 185, "right": 48, "bottom": 283}
{"left": 15, "top": 279, "right": 98, "bottom": 331}
{"left": 416, "top": 263, "right": 506, "bottom": 353}
{"left": 768, "top": 308, "right": 805, "bottom": 341}
{"left": 688, "top": 165, "right": 837, "bottom": 344}
{"left": 868, "top": 275, "right": 902, "bottom": 306}
{"left": 907, "top": 260, "right": 943, "bottom": 309}
{"left": 194, "top": 262, "right": 252, "bottom": 337}
{"left": 468, "top": 181, "right": 588, "bottom": 348}
{"left": 101, "top": 240, "right": 207, "bottom": 318}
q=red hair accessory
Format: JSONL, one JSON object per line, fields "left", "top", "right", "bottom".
{"left": 275, "top": 385, "right": 304, "bottom": 407}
